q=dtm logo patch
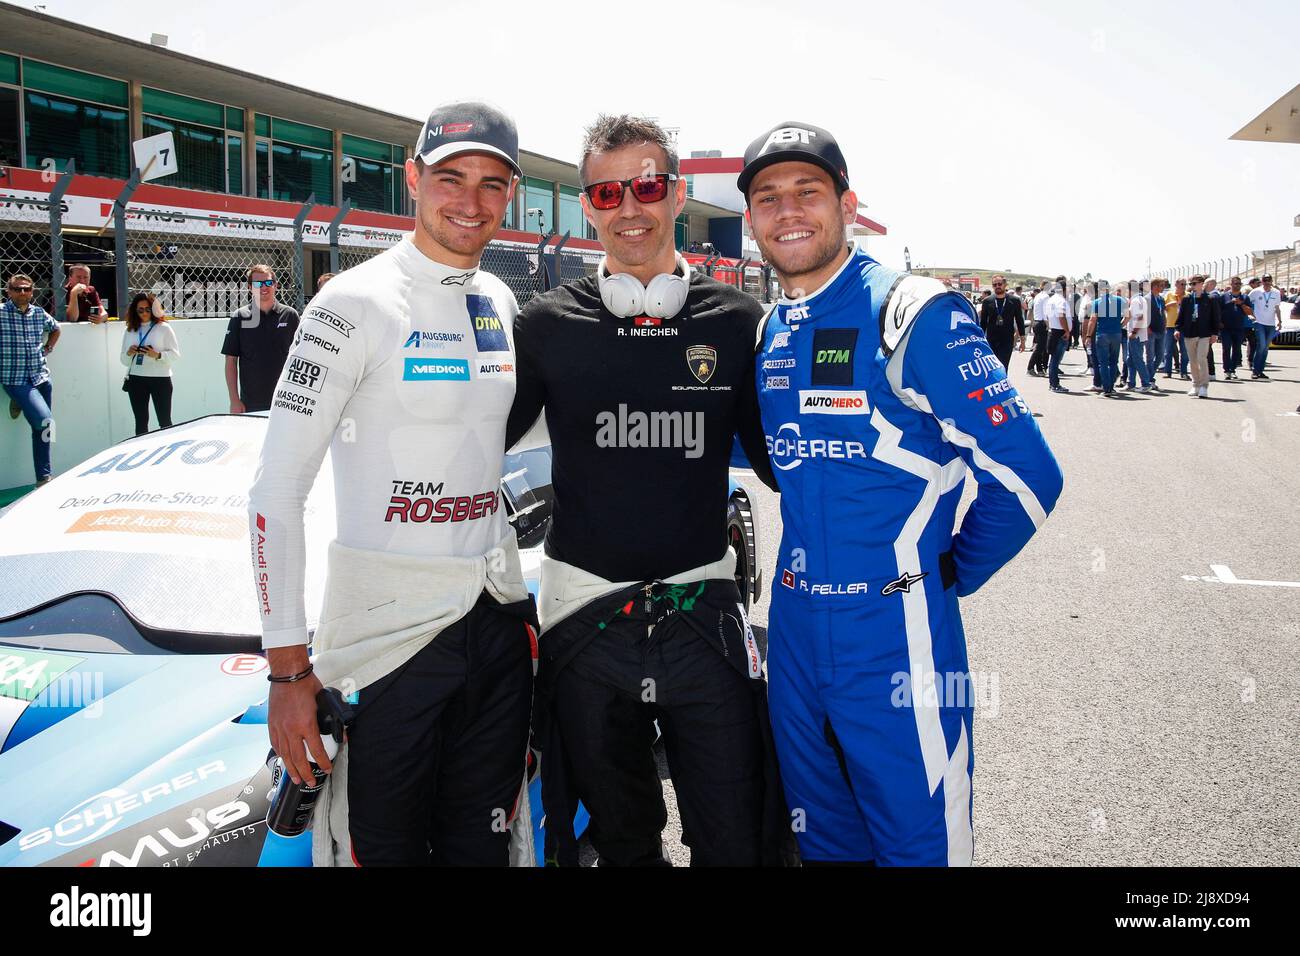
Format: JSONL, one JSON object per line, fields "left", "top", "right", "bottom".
{"left": 811, "top": 328, "right": 858, "bottom": 385}
{"left": 687, "top": 346, "right": 717, "bottom": 383}
{"left": 466, "top": 295, "right": 509, "bottom": 352}
{"left": 403, "top": 358, "right": 470, "bottom": 381}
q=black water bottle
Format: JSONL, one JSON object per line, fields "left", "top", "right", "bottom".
{"left": 266, "top": 687, "right": 351, "bottom": 838}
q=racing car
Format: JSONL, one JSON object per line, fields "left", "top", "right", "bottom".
{"left": 0, "top": 413, "right": 764, "bottom": 866}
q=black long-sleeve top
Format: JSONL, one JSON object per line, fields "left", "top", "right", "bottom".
{"left": 506, "top": 272, "right": 776, "bottom": 583}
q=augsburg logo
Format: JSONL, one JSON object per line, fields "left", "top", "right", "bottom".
{"left": 687, "top": 346, "right": 717, "bottom": 384}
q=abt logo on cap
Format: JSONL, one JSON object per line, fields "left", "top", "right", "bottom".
{"left": 762, "top": 127, "right": 817, "bottom": 152}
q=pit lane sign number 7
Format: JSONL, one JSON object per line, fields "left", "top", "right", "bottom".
{"left": 132, "top": 131, "right": 178, "bottom": 183}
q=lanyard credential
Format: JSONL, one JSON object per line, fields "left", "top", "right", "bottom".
{"left": 135, "top": 322, "right": 155, "bottom": 365}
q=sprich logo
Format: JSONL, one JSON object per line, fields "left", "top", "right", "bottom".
{"left": 403, "top": 358, "right": 470, "bottom": 382}
{"left": 466, "top": 294, "right": 509, "bottom": 352}
{"left": 687, "top": 346, "right": 717, "bottom": 384}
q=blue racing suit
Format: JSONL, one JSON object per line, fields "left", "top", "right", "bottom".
{"left": 756, "top": 250, "right": 1063, "bottom": 865}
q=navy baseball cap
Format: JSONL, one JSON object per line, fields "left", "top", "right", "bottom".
{"left": 737, "top": 120, "right": 850, "bottom": 198}
{"left": 414, "top": 102, "right": 522, "bottom": 178}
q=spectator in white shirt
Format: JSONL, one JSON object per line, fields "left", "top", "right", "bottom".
{"left": 120, "top": 292, "right": 181, "bottom": 435}
{"left": 1123, "top": 281, "right": 1154, "bottom": 391}
{"left": 1247, "top": 274, "right": 1283, "bottom": 379}
{"left": 1046, "top": 282, "right": 1071, "bottom": 392}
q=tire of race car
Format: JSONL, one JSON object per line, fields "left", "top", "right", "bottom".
{"left": 727, "top": 496, "right": 754, "bottom": 613}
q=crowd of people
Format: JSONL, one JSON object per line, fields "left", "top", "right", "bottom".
{"left": 0, "top": 263, "right": 341, "bottom": 487}
{"left": 974, "top": 273, "right": 1295, "bottom": 398}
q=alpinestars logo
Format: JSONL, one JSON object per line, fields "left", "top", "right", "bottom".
{"left": 882, "top": 571, "right": 928, "bottom": 596}
{"left": 441, "top": 271, "right": 474, "bottom": 286}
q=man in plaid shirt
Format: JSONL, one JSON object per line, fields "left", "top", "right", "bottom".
{"left": 1, "top": 273, "right": 61, "bottom": 486}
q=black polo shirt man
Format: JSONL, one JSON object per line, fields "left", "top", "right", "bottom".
{"left": 221, "top": 267, "right": 299, "bottom": 413}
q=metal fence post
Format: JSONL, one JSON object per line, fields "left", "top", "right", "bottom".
{"left": 47, "top": 168, "right": 76, "bottom": 322}
{"left": 112, "top": 169, "right": 143, "bottom": 319}
{"left": 293, "top": 194, "right": 316, "bottom": 313}
{"left": 327, "top": 199, "right": 353, "bottom": 274}
{"left": 545, "top": 232, "right": 570, "bottom": 292}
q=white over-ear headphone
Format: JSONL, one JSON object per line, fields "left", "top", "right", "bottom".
{"left": 597, "top": 254, "right": 691, "bottom": 319}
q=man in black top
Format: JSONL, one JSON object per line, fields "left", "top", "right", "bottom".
{"left": 507, "top": 115, "right": 778, "bottom": 866}
{"left": 978, "top": 274, "right": 1025, "bottom": 371}
{"left": 221, "top": 264, "right": 299, "bottom": 413}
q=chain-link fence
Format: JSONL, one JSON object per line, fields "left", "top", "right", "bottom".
{"left": 0, "top": 224, "right": 56, "bottom": 310}
{"left": 123, "top": 208, "right": 300, "bottom": 319}
{"left": 4, "top": 173, "right": 777, "bottom": 321}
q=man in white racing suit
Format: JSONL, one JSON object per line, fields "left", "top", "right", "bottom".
{"left": 252, "top": 102, "right": 536, "bottom": 866}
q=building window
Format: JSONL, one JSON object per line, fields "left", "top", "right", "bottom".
{"left": 227, "top": 135, "right": 243, "bottom": 195}
{"left": 341, "top": 134, "right": 404, "bottom": 215}
{"left": 684, "top": 174, "right": 694, "bottom": 199}
{"left": 23, "top": 90, "right": 129, "bottom": 177}
{"left": 675, "top": 214, "right": 689, "bottom": 251}
{"left": 0, "top": 87, "right": 19, "bottom": 168}
{"left": 141, "top": 116, "right": 224, "bottom": 193}
{"left": 557, "top": 184, "right": 585, "bottom": 242}
{"left": 522, "top": 177, "right": 553, "bottom": 234}
{"left": 253, "top": 117, "right": 334, "bottom": 204}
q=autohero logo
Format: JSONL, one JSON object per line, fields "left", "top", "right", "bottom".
{"left": 50, "top": 886, "right": 151, "bottom": 937}
{"left": 385, "top": 480, "right": 500, "bottom": 523}
{"left": 466, "top": 294, "right": 509, "bottom": 352}
{"left": 403, "top": 358, "right": 471, "bottom": 382}
{"left": 476, "top": 360, "right": 514, "bottom": 378}
{"left": 799, "top": 390, "right": 869, "bottom": 415}
{"left": 957, "top": 348, "right": 1004, "bottom": 382}
{"left": 595, "top": 405, "right": 705, "bottom": 460}
{"left": 284, "top": 356, "right": 328, "bottom": 393}
{"left": 304, "top": 306, "right": 354, "bottom": 338}
{"left": 21, "top": 761, "right": 226, "bottom": 854}
{"left": 766, "top": 422, "right": 867, "bottom": 471}
{"left": 403, "top": 328, "right": 466, "bottom": 349}
{"left": 253, "top": 513, "right": 271, "bottom": 616}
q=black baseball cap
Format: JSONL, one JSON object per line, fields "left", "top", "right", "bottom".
{"left": 414, "top": 102, "right": 521, "bottom": 178}
{"left": 737, "top": 120, "right": 850, "bottom": 198}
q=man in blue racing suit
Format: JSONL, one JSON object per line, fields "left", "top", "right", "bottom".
{"left": 739, "top": 121, "right": 1064, "bottom": 866}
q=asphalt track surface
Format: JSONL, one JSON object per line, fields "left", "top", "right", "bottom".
{"left": 588, "top": 342, "right": 1300, "bottom": 866}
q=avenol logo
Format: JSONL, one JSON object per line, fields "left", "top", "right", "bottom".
{"left": 799, "top": 390, "right": 869, "bottom": 415}
{"left": 403, "top": 358, "right": 470, "bottom": 382}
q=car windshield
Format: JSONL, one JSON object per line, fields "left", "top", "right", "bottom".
{"left": 501, "top": 448, "right": 554, "bottom": 550}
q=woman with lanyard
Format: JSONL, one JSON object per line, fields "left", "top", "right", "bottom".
{"left": 120, "top": 292, "right": 180, "bottom": 434}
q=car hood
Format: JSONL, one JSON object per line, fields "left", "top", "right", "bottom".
{"left": 0, "top": 644, "right": 285, "bottom": 867}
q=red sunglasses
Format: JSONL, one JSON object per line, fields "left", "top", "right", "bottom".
{"left": 584, "top": 174, "right": 678, "bottom": 211}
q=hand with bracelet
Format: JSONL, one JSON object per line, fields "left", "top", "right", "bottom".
{"left": 267, "top": 646, "right": 332, "bottom": 786}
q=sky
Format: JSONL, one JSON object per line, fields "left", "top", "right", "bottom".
{"left": 29, "top": 0, "right": 1300, "bottom": 279}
